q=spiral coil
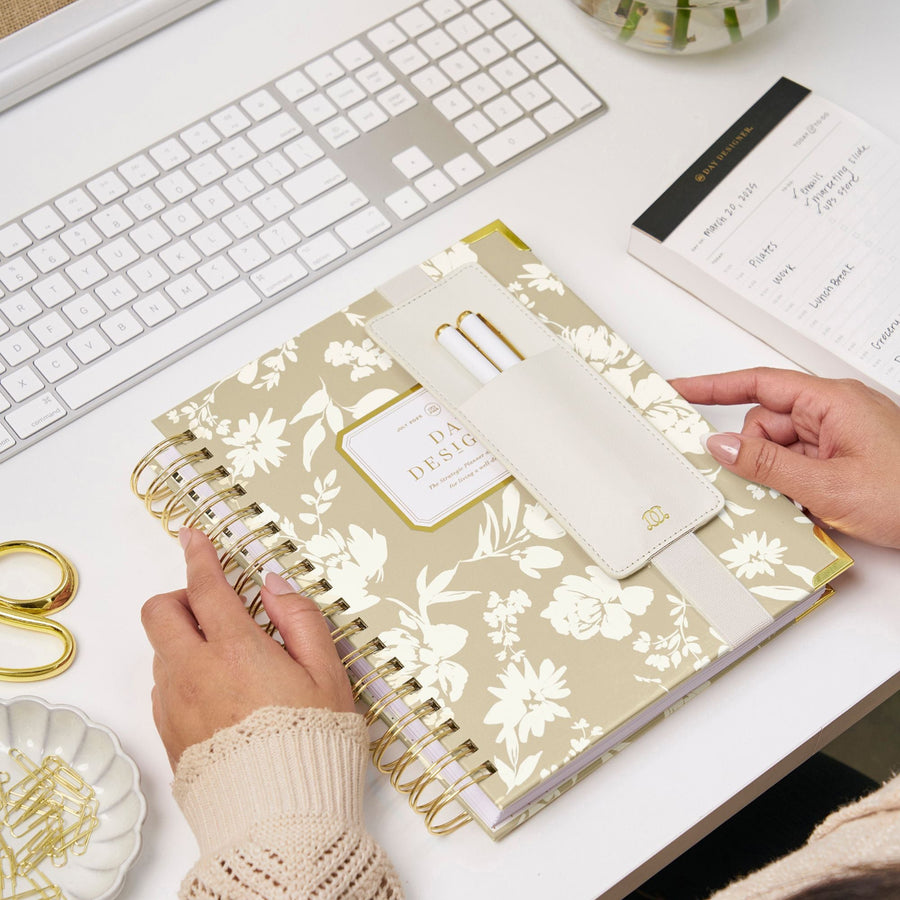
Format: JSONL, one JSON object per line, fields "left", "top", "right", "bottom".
{"left": 131, "top": 433, "right": 498, "bottom": 836}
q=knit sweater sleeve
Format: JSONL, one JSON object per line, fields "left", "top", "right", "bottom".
{"left": 172, "top": 706, "right": 404, "bottom": 900}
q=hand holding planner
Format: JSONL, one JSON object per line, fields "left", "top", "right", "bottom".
{"left": 141, "top": 528, "right": 354, "bottom": 769}
{"left": 672, "top": 368, "right": 900, "bottom": 550}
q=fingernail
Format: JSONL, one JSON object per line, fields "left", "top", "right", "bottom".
{"left": 702, "top": 432, "right": 741, "bottom": 465}
{"left": 264, "top": 572, "right": 296, "bottom": 595}
{"left": 178, "top": 527, "right": 193, "bottom": 550}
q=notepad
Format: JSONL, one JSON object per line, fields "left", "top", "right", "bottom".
{"left": 630, "top": 77, "right": 900, "bottom": 404}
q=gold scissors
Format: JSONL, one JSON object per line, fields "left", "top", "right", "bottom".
{"left": 0, "top": 540, "right": 77, "bottom": 682}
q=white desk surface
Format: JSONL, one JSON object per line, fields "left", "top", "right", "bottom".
{"left": 1, "top": 1, "right": 899, "bottom": 897}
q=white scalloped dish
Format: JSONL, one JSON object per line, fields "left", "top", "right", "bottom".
{"left": 0, "top": 696, "right": 147, "bottom": 900}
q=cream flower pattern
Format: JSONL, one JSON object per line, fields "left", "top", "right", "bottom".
{"left": 485, "top": 658, "right": 571, "bottom": 748}
{"left": 324, "top": 338, "right": 392, "bottom": 381}
{"left": 221, "top": 408, "right": 289, "bottom": 479}
{"left": 543, "top": 566, "right": 654, "bottom": 641}
{"left": 721, "top": 531, "right": 787, "bottom": 579}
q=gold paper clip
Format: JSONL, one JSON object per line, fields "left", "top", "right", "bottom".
{"left": 0, "top": 541, "right": 78, "bottom": 682}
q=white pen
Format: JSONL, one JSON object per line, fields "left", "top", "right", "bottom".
{"left": 435, "top": 323, "right": 501, "bottom": 383}
{"left": 456, "top": 311, "right": 523, "bottom": 371}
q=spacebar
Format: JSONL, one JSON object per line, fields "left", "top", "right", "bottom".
{"left": 58, "top": 282, "right": 261, "bottom": 410}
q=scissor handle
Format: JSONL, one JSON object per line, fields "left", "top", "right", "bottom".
{"left": 0, "top": 604, "right": 77, "bottom": 682}
{"left": 0, "top": 539, "right": 78, "bottom": 614}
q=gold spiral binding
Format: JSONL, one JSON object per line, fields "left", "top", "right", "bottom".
{"left": 160, "top": 466, "right": 228, "bottom": 535}
{"left": 371, "top": 699, "right": 440, "bottom": 772}
{"left": 130, "top": 430, "right": 195, "bottom": 499}
{"left": 351, "top": 658, "right": 403, "bottom": 702}
{"left": 206, "top": 502, "right": 263, "bottom": 542}
{"left": 183, "top": 483, "right": 246, "bottom": 530}
{"left": 330, "top": 617, "right": 367, "bottom": 642}
{"left": 424, "top": 761, "right": 497, "bottom": 835}
{"left": 144, "top": 449, "right": 212, "bottom": 515}
{"left": 233, "top": 541, "right": 297, "bottom": 596}
{"left": 390, "top": 719, "right": 460, "bottom": 793}
{"left": 363, "top": 678, "right": 422, "bottom": 727}
{"left": 341, "top": 637, "right": 384, "bottom": 668}
{"left": 408, "top": 739, "right": 478, "bottom": 814}
{"left": 246, "top": 558, "right": 316, "bottom": 617}
{"left": 219, "top": 522, "right": 279, "bottom": 573}
{"left": 301, "top": 578, "right": 332, "bottom": 597}
{"left": 321, "top": 598, "right": 349, "bottom": 617}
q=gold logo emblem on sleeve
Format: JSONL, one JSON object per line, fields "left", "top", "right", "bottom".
{"left": 642, "top": 506, "right": 669, "bottom": 530}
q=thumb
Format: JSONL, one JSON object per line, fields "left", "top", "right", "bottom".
{"left": 703, "top": 432, "right": 833, "bottom": 509}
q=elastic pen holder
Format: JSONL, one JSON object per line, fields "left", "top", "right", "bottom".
{"left": 367, "top": 264, "right": 724, "bottom": 580}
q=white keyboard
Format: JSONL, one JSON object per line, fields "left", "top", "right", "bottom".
{"left": 0, "top": 0, "right": 604, "bottom": 465}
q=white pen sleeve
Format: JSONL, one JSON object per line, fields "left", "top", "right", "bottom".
{"left": 366, "top": 263, "right": 725, "bottom": 580}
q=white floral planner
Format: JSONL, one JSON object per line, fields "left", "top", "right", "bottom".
{"left": 140, "top": 221, "right": 852, "bottom": 838}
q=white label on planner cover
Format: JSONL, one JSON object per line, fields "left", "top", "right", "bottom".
{"left": 338, "top": 386, "right": 509, "bottom": 529}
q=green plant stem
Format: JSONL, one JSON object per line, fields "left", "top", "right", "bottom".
{"left": 723, "top": 6, "right": 742, "bottom": 42}
{"left": 616, "top": 1, "right": 644, "bottom": 43}
{"left": 767, "top": 0, "right": 781, "bottom": 21}
{"left": 672, "top": 0, "right": 691, "bottom": 51}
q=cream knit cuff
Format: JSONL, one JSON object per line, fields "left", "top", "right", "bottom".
{"left": 172, "top": 706, "right": 369, "bottom": 857}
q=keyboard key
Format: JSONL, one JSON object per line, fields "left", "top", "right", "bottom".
{"left": 159, "top": 241, "right": 202, "bottom": 275}
{"left": 118, "top": 154, "right": 160, "bottom": 187}
{"left": 95, "top": 276, "right": 137, "bottom": 310}
{"left": 275, "top": 71, "right": 316, "bottom": 102}
{"left": 356, "top": 62, "right": 395, "bottom": 93}
{"left": 306, "top": 55, "right": 344, "bottom": 88}
{"left": 445, "top": 13, "right": 484, "bottom": 44}
{"left": 102, "top": 310, "right": 143, "bottom": 345}
{"left": 517, "top": 41, "right": 556, "bottom": 73}
{"left": 65, "top": 256, "right": 106, "bottom": 290}
{"left": 392, "top": 146, "right": 433, "bottom": 178}
{"left": 58, "top": 283, "right": 261, "bottom": 409}
{"left": 217, "top": 138, "right": 258, "bottom": 170}
{"left": 241, "top": 90, "right": 281, "bottom": 121}
{"left": 62, "top": 296, "right": 104, "bottom": 328}
{"left": 162, "top": 203, "right": 203, "bottom": 236}
{"left": 30, "top": 311, "right": 72, "bottom": 347}
{"left": 191, "top": 223, "right": 232, "bottom": 256}
{"left": 1, "top": 294, "right": 40, "bottom": 326}
{"left": 534, "top": 101, "right": 574, "bottom": 134}
{"left": 23, "top": 207, "right": 64, "bottom": 240}
{"left": 495, "top": 19, "right": 533, "bottom": 50}
{"left": 456, "top": 110, "right": 495, "bottom": 142}
{"left": 254, "top": 153, "right": 294, "bottom": 185}
{"left": 414, "top": 168, "right": 455, "bottom": 201}
{"left": 186, "top": 155, "right": 228, "bottom": 187}
{"left": 149, "top": 138, "right": 191, "bottom": 171}
{"left": 252, "top": 189, "right": 293, "bottom": 222}
{"left": 248, "top": 113, "right": 303, "bottom": 153}
{"left": 490, "top": 57, "right": 528, "bottom": 89}
{"left": 298, "top": 94, "right": 338, "bottom": 127}
{"left": 156, "top": 170, "right": 198, "bottom": 203}
{"left": 98, "top": 237, "right": 139, "bottom": 272}
{"left": 327, "top": 77, "right": 367, "bottom": 110}
{"left": 134, "top": 292, "right": 176, "bottom": 326}
{"left": 5, "top": 392, "right": 65, "bottom": 439}
{"left": 377, "top": 85, "right": 417, "bottom": 116}
{"left": 367, "top": 21, "right": 406, "bottom": 53}
{"left": 35, "top": 347, "right": 77, "bottom": 383}
{"left": 130, "top": 220, "right": 171, "bottom": 254}
{"left": 196, "top": 257, "right": 240, "bottom": 290}
{"left": 511, "top": 79, "right": 551, "bottom": 111}
{"left": 124, "top": 187, "right": 165, "bottom": 221}
{"left": 126, "top": 258, "right": 169, "bottom": 292}
{"left": 320, "top": 117, "right": 359, "bottom": 149}
{"left": 222, "top": 207, "right": 264, "bottom": 239}
{"left": 410, "top": 65, "right": 451, "bottom": 97}
{"left": 440, "top": 50, "right": 478, "bottom": 81}
{"left": 27, "top": 240, "right": 69, "bottom": 274}
{"left": 223, "top": 170, "right": 265, "bottom": 202}
{"left": 461, "top": 72, "right": 501, "bottom": 103}
{"left": 333, "top": 39, "right": 373, "bottom": 71}
{"left": 0, "top": 258, "right": 37, "bottom": 292}
{"left": 335, "top": 207, "right": 391, "bottom": 248}
{"left": 473, "top": 0, "right": 512, "bottom": 28}
{"left": 259, "top": 221, "right": 300, "bottom": 254}
{"left": 250, "top": 255, "right": 308, "bottom": 297}
{"left": 0, "top": 331, "right": 39, "bottom": 366}
{"left": 33, "top": 273, "right": 75, "bottom": 307}
{"left": 396, "top": 7, "right": 435, "bottom": 37}
{"left": 55, "top": 189, "right": 96, "bottom": 222}
{"left": 0, "top": 423, "right": 14, "bottom": 452}
{"left": 467, "top": 35, "right": 505, "bottom": 66}
{"left": 297, "top": 232, "right": 346, "bottom": 270}
{"left": 284, "top": 160, "right": 346, "bottom": 205}
{"left": 67, "top": 327, "right": 111, "bottom": 364}
{"left": 0, "top": 224, "right": 31, "bottom": 257}
{"left": 385, "top": 186, "right": 427, "bottom": 220}
{"left": 210, "top": 105, "right": 253, "bottom": 137}
{"left": 423, "top": 0, "right": 463, "bottom": 22}
{"left": 192, "top": 186, "right": 234, "bottom": 218}
{"left": 539, "top": 64, "right": 604, "bottom": 117}
{"left": 60, "top": 223, "right": 102, "bottom": 254}
{"left": 348, "top": 101, "right": 389, "bottom": 133}
{"left": 284, "top": 136, "right": 325, "bottom": 169}
{"left": 228, "top": 239, "right": 271, "bottom": 272}
{"left": 432, "top": 87, "right": 473, "bottom": 120}
{"left": 93, "top": 204, "right": 134, "bottom": 238}
{"left": 484, "top": 95, "right": 523, "bottom": 127}
{"left": 85, "top": 171, "right": 129, "bottom": 204}
{"left": 2, "top": 366, "right": 43, "bottom": 402}
{"left": 444, "top": 151, "right": 484, "bottom": 185}
{"left": 290, "top": 183, "right": 368, "bottom": 236}
{"left": 389, "top": 45, "right": 430, "bottom": 75}
{"left": 166, "top": 274, "right": 208, "bottom": 308}
{"left": 477, "top": 117, "right": 545, "bottom": 166}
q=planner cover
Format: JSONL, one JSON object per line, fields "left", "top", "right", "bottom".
{"left": 138, "top": 221, "right": 850, "bottom": 838}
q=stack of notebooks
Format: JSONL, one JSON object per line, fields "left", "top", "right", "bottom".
{"left": 132, "top": 220, "right": 850, "bottom": 839}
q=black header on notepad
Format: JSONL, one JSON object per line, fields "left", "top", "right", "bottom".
{"left": 632, "top": 78, "right": 812, "bottom": 243}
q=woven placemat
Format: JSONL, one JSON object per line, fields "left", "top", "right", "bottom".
{"left": 0, "top": 0, "right": 79, "bottom": 39}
